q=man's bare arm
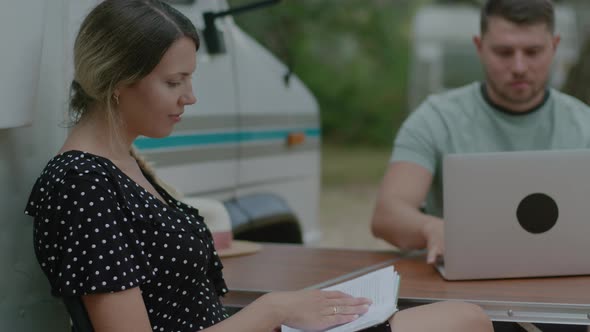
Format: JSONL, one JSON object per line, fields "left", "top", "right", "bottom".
{"left": 371, "top": 161, "right": 444, "bottom": 263}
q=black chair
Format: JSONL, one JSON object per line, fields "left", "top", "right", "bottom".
{"left": 62, "top": 297, "right": 94, "bottom": 332}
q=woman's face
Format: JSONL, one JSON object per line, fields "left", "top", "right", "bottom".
{"left": 117, "top": 36, "right": 197, "bottom": 140}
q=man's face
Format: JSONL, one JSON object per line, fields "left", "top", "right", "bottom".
{"left": 474, "top": 16, "right": 560, "bottom": 111}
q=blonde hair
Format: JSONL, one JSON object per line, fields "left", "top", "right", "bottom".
{"left": 70, "top": 0, "right": 199, "bottom": 123}
{"left": 129, "top": 146, "right": 183, "bottom": 200}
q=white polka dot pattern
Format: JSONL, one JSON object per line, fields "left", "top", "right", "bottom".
{"left": 25, "top": 151, "right": 229, "bottom": 331}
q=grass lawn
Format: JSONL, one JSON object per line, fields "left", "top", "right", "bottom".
{"left": 317, "top": 143, "right": 395, "bottom": 250}
{"left": 321, "top": 143, "right": 392, "bottom": 188}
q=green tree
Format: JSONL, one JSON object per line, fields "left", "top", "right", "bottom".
{"left": 563, "top": 37, "right": 590, "bottom": 105}
{"left": 228, "top": 0, "right": 426, "bottom": 146}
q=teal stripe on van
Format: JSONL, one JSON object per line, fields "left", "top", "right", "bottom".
{"left": 135, "top": 128, "right": 321, "bottom": 151}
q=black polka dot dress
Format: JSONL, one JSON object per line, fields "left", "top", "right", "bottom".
{"left": 25, "top": 150, "right": 229, "bottom": 331}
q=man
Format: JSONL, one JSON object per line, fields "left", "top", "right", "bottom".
{"left": 372, "top": 0, "right": 590, "bottom": 264}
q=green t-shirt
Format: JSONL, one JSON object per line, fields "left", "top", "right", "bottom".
{"left": 391, "top": 82, "right": 590, "bottom": 218}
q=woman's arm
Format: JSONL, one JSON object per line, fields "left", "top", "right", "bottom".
{"left": 83, "top": 288, "right": 371, "bottom": 332}
{"left": 208, "top": 290, "right": 370, "bottom": 332}
{"left": 82, "top": 288, "right": 152, "bottom": 332}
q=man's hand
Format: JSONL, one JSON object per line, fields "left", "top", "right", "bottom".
{"left": 421, "top": 219, "right": 444, "bottom": 264}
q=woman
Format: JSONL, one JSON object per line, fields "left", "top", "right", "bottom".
{"left": 25, "top": 1, "right": 492, "bottom": 331}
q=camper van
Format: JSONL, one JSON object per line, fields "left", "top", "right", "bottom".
{"left": 408, "top": 3, "right": 580, "bottom": 111}
{"left": 0, "top": 0, "right": 320, "bottom": 329}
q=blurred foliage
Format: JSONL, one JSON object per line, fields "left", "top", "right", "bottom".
{"left": 228, "top": 0, "right": 430, "bottom": 147}
{"left": 563, "top": 39, "right": 590, "bottom": 105}
{"left": 562, "top": 1, "right": 590, "bottom": 104}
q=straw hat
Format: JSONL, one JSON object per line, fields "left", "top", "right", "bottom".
{"left": 183, "top": 198, "right": 261, "bottom": 258}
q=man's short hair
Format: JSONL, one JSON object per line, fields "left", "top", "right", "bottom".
{"left": 480, "top": 0, "right": 555, "bottom": 34}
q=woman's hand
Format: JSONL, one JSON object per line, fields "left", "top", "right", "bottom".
{"left": 266, "top": 289, "right": 372, "bottom": 331}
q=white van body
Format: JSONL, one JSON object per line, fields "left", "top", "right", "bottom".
{"left": 408, "top": 4, "right": 580, "bottom": 111}
{"left": 0, "top": 0, "right": 320, "bottom": 329}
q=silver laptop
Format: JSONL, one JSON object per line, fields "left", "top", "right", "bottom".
{"left": 437, "top": 149, "right": 590, "bottom": 280}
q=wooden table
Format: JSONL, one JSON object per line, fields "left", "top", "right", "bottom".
{"left": 395, "top": 256, "right": 590, "bottom": 325}
{"left": 220, "top": 244, "right": 590, "bottom": 325}
{"left": 220, "top": 243, "right": 400, "bottom": 307}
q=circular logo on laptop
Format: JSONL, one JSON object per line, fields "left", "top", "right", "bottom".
{"left": 516, "top": 193, "right": 558, "bottom": 234}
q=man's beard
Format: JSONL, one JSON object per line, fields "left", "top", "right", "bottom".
{"left": 486, "top": 75, "right": 547, "bottom": 109}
